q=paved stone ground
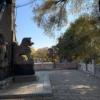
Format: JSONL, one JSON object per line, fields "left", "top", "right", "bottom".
{"left": 50, "top": 70, "right": 100, "bottom": 100}
{"left": 3, "top": 70, "right": 100, "bottom": 100}
{"left": 0, "top": 72, "right": 52, "bottom": 99}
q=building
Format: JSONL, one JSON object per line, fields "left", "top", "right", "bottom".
{"left": 0, "top": 0, "right": 16, "bottom": 81}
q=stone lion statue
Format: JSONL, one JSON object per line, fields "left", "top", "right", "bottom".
{"left": 15, "top": 37, "right": 34, "bottom": 64}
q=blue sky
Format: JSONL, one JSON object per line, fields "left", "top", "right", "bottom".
{"left": 16, "top": 0, "right": 76, "bottom": 49}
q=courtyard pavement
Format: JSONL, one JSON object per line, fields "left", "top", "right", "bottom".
{"left": 3, "top": 70, "right": 100, "bottom": 100}
{"left": 50, "top": 70, "right": 100, "bottom": 100}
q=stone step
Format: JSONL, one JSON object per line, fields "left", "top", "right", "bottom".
{"left": 14, "top": 75, "right": 37, "bottom": 83}
{"left": 0, "top": 72, "right": 52, "bottom": 99}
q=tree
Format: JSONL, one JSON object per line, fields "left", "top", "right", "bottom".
{"left": 55, "top": 15, "right": 100, "bottom": 61}
{"left": 33, "top": 0, "right": 99, "bottom": 35}
{"left": 33, "top": 47, "right": 49, "bottom": 62}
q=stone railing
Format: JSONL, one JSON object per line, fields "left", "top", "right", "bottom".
{"left": 79, "top": 62, "right": 100, "bottom": 78}
{"left": 95, "top": 64, "right": 100, "bottom": 78}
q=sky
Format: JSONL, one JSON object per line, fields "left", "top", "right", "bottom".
{"left": 16, "top": 0, "right": 77, "bottom": 49}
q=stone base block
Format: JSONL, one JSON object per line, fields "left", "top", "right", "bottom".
{"left": 14, "top": 64, "right": 35, "bottom": 75}
{"left": 14, "top": 75, "right": 37, "bottom": 82}
{"left": 0, "top": 72, "right": 52, "bottom": 99}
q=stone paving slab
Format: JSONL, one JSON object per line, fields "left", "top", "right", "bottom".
{"left": 50, "top": 70, "right": 100, "bottom": 100}
{"left": 0, "top": 72, "right": 52, "bottom": 99}
{"left": 0, "top": 70, "right": 100, "bottom": 100}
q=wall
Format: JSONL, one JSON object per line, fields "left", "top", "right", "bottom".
{"left": 34, "top": 62, "right": 78, "bottom": 71}
{"left": 0, "top": 0, "right": 16, "bottom": 82}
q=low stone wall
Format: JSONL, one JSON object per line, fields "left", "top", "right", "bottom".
{"left": 55, "top": 62, "right": 78, "bottom": 69}
{"left": 34, "top": 62, "right": 78, "bottom": 71}
{"left": 34, "top": 63, "right": 53, "bottom": 71}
